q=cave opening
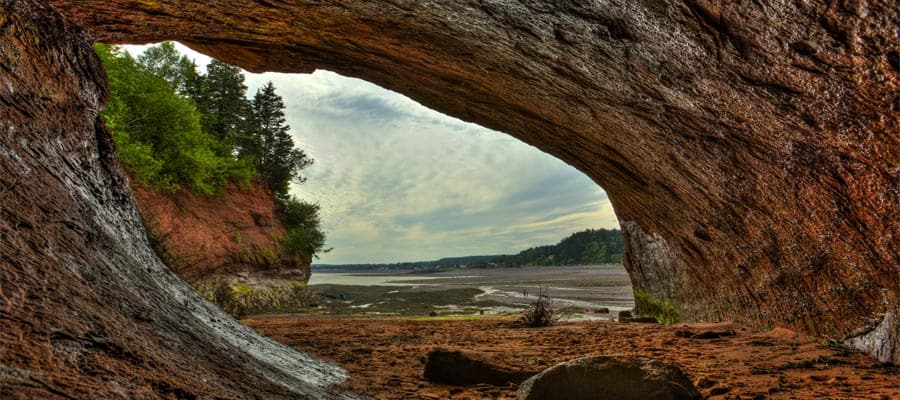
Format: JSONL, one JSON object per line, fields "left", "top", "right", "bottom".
{"left": 3, "top": 2, "right": 898, "bottom": 398}
{"left": 110, "top": 41, "right": 635, "bottom": 323}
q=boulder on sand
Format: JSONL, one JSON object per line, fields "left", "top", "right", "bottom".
{"left": 424, "top": 348, "right": 539, "bottom": 386}
{"left": 517, "top": 355, "right": 700, "bottom": 400}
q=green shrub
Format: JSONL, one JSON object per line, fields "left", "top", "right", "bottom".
{"left": 633, "top": 288, "right": 681, "bottom": 323}
{"left": 195, "top": 279, "right": 314, "bottom": 318}
{"left": 278, "top": 197, "right": 329, "bottom": 258}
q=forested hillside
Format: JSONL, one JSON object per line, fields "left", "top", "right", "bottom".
{"left": 96, "top": 42, "right": 327, "bottom": 259}
{"left": 486, "top": 228, "right": 623, "bottom": 267}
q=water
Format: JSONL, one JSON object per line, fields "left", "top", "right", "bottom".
{"left": 308, "top": 272, "right": 442, "bottom": 286}
{"left": 308, "top": 266, "right": 635, "bottom": 317}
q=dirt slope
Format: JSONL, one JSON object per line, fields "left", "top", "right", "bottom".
{"left": 132, "top": 181, "right": 310, "bottom": 283}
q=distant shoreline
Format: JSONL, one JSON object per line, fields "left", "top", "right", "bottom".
{"left": 311, "top": 263, "right": 622, "bottom": 273}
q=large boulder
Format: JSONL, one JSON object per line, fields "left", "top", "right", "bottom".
{"left": 517, "top": 356, "right": 700, "bottom": 400}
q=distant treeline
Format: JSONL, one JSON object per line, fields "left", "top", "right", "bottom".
{"left": 313, "top": 228, "right": 624, "bottom": 271}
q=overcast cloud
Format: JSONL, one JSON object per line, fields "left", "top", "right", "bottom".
{"left": 124, "top": 44, "right": 619, "bottom": 264}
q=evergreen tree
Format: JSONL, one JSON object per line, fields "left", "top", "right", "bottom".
{"left": 198, "top": 60, "right": 251, "bottom": 150}
{"left": 249, "top": 82, "right": 313, "bottom": 198}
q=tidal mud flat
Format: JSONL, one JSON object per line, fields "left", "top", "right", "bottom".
{"left": 305, "top": 265, "right": 635, "bottom": 317}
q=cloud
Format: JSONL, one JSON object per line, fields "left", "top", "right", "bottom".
{"left": 123, "top": 43, "right": 620, "bottom": 264}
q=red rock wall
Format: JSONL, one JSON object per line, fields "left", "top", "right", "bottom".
{"left": 132, "top": 181, "right": 311, "bottom": 283}
{"left": 0, "top": 2, "right": 348, "bottom": 398}
{"left": 45, "top": 0, "right": 897, "bottom": 363}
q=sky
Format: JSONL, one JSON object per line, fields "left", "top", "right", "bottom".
{"left": 123, "top": 43, "right": 619, "bottom": 264}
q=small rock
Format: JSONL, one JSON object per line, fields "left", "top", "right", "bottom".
{"left": 594, "top": 307, "right": 610, "bottom": 314}
{"left": 676, "top": 329, "right": 736, "bottom": 339}
{"left": 708, "top": 386, "right": 730, "bottom": 395}
{"left": 696, "top": 377, "right": 716, "bottom": 388}
{"left": 618, "top": 310, "right": 632, "bottom": 319}
{"left": 627, "top": 316, "right": 659, "bottom": 324}
{"left": 350, "top": 347, "right": 374, "bottom": 354}
{"left": 517, "top": 355, "right": 700, "bottom": 400}
{"left": 692, "top": 330, "right": 736, "bottom": 339}
{"left": 424, "top": 348, "right": 539, "bottom": 386}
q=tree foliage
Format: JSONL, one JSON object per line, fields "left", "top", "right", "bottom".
{"left": 96, "top": 43, "right": 252, "bottom": 195}
{"left": 247, "top": 82, "right": 314, "bottom": 199}
{"left": 279, "top": 197, "right": 330, "bottom": 258}
{"left": 97, "top": 42, "right": 328, "bottom": 258}
{"left": 137, "top": 41, "right": 201, "bottom": 97}
{"left": 488, "top": 228, "right": 624, "bottom": 267}
{"left": 196, "top": 60, "right": 252, "bottom": 149}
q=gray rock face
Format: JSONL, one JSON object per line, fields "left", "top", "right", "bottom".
{"left": 0, "top": 2, "right": 352, "bottom": 398}
{"left": 517, "top": 356, "right": 700, "bottom": 400}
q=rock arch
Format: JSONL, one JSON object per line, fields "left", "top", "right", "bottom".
{"left": 2, "top": 0, "right": 897, "bottom": 396}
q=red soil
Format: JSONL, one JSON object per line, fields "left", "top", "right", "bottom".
{"left": 247, "top": 316, "right": 899, "bottom": 400}
{"left": 132, "top": 181, "right": 309, "bottom": 282}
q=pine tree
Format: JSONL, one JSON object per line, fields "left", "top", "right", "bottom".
{"left": 248, "top": 82, "right": 313, "bottom": 198}
{"left": 197, "top": 60, "right": 251, "bottom": 151}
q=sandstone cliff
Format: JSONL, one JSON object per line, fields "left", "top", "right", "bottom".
{"left": 131, "top": 181, "right": 311, "bottom": 283}
{"left": 2, "top": 1, "right": 898, "bottom": 398}
{"left": 46, "top": 0, "right": 897, "bottom": 363}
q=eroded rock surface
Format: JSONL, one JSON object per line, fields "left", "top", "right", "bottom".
{"left": 44, "top": 0, "right": 897, "bottom": 362}
{"left": 0, "top": 2, "right": 350, "bottom": 398}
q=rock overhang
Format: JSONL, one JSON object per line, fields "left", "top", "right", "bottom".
{"left": 0, "top": 2, "right": 897, "bottom": 398}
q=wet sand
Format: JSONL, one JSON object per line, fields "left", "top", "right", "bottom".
{"left": 246, "top": 316, "right": 899, "bottom": 400}
{"left": 307, "top": 266, "right": 634, "bottom": 317}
